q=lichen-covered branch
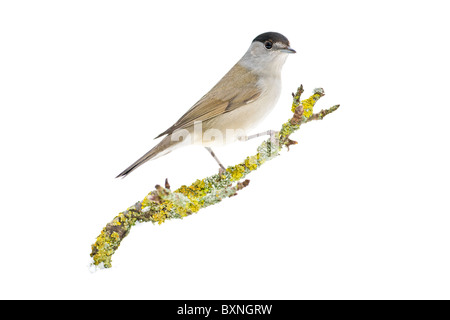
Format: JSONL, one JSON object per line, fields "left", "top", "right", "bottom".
{"left": 90, "top": 85, "right": 340, "bottom": 269}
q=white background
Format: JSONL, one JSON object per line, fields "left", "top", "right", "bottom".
{"left": 1, "top": 0, "right": 449, "bottom": 299}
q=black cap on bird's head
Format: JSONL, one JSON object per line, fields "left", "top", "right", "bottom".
{"left": 252, "top": 32, "right": 296, "bottom": 54}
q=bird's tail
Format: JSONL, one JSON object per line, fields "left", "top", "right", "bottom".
{"left": 115, "top": 134, "right": 179, "bottom": 178}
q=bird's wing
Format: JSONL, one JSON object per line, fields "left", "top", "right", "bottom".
{"left": 155, "top": 63, "right": 262, "bottom": 138}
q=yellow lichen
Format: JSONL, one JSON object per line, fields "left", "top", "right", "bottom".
{"left": 141, "top": 194, "right": 152, "bottom": 210}
{"left": 226, "top": 164, "right": 246, "bottom": 181}
{"left": 244, "top": 155, "right": 259, "bottom": 171}
{"left": 111, "top": 231, "right": 120, "bottom": 241}
{"left": 151, "top": 211, "right": 167, "bottom": 224}
{"left": 300, "top": 92, "right": 322, "bottom": 119}
{"left": 176, "top": 179, "right": 208, "bottom": 199}
{"left": 119, "top": 213, "right": 127, "bottom": 223}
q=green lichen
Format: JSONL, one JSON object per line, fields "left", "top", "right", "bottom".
{"left": 280, "top": 122, "right": 300, "bottom": 139}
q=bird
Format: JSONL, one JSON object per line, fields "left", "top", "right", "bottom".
{"left": 116, "top": 31, "right": 296, "bottom": 178}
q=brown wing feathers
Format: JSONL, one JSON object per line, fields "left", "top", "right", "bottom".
{"left": 154, "top": 63, "right": 261, "bottom": 139}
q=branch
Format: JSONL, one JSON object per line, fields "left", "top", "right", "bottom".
{"left": 90, "top": 85, "right": 340, "bottom": 269}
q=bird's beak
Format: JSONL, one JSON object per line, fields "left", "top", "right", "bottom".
{"left": 280, "top": 46, "right": 296, "bottom": 54}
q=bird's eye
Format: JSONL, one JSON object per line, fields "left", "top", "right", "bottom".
{"left": 264, "top": 41, "right": 273, "bottom": 49}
